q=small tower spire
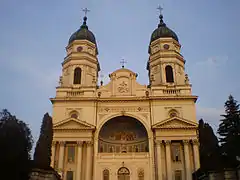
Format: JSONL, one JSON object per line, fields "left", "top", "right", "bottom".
{"left": 157, "top": 5, "right": 166, "bottom": 27}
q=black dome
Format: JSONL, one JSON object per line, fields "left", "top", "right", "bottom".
{"left": 68, "top": 16, "right": 97, "bottom": 46}
{"left": 150, "top": 15, "right": 178, "bottom": 44}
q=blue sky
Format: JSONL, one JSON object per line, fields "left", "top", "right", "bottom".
{"left": 0, "top": 0, "right": 240, "bottom": 147}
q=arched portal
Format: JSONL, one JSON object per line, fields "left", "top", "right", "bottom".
{"left": 98, "top": 116, "right": 149, "bottom": 153}
{"left": 118, "top": 167, "right": 130, "bottom": 180}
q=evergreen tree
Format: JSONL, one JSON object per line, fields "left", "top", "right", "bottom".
{"left": 0, "top": 109, "right": 33, "bottom": 180}
{"left": 198, "top": 119, "right": 222, "bottom": 170}
{"left": 218, "top": 95, "right": 240, "bottom": 165}
{"left": 34, "top": 113, "right": 53, "bottom": 169}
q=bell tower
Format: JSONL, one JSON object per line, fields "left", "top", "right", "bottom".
{"left": 147, "top": 10, "right": 189, "bottom": 88}
{"left": 59, "top": 11, "right": 100, "bottom": 90}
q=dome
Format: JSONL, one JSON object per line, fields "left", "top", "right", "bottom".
{"left": 68, "top": 16, "right": 97, "bottom": 46}
{"left": 150, "top": 14, "right": 179, "bottom": 44}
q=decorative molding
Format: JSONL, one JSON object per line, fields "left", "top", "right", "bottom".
{"left": 154, "top": 140, "right": 163, "bottom": 146}
{"left": 98, "top": 106, "right": 149, "bottom": 113}
{"left": 118, "top": 81, "right": 129, "bottom": 93}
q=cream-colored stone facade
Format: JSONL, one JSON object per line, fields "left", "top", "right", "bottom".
{"left": 50, "top": 16, "right": 200, "bottom": 180}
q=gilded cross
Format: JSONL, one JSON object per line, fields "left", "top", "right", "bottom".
{"left": 82, "top": 8, "right": 90, "bottom": 16}
{"left": 120, "top": 59, "right": 127, "bottom": 68}
{"left": 157, "top": 5, "right": 163, "bottom": 15}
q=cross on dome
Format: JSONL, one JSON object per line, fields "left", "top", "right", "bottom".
{"left": 82, "top": 8, "right": 90, "bottom": 17}
{"left": 120, "top": 59, "right": 127, "bottom": 68}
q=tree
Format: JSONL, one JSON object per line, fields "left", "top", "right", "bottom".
{"left": 34, "top": 113, "right": 53, "bottom": 169}
{"left": 198, "top": 119, "right": 222, "bottom": 171}
{"left": 0, "top": 109, "right": 33, "bottom": 180}
{"left": 218, "top": 95, "right": 240, "bottom": 166}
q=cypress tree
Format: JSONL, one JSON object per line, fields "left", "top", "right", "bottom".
{"left": 218, "top": 95, "right": 240, "bottom": 165}
{"left": 198, "top": 119, "right": 222, "bottom": 170}
{"left": 34, "top": 113, "right": 53, "bottom": 169}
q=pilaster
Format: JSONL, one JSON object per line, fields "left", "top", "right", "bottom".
{"left": 76, "top": 141, "right": 83, "bottom": 180}
{"left": 192, "top": 139, "right": 200, "bottom": 171}
{"left": 156, "top": 140, "right": 163, "bottom": 180}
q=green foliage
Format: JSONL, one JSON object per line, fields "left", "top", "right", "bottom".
{"left": 0, "top": 109, "right": 33, "bottom": 180}
{"left": 34, "top": 113, "right": 53, "bottom": 169}
{"left": 198, "top": 119, "right": 222, "bottom": 171}
{"left": 217, "top": 95, "right": 240, "bottom": 165}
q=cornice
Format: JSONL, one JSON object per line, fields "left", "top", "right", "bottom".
{"left": 50, "top": 95, "right": 198, "bottom": 103}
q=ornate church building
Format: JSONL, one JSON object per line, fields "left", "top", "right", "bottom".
{"left": 50, "top": 11, "right": 200, "bottom": 180}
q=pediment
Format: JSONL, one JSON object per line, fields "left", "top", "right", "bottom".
{"left": 152, "top": 117, "right": 198, "bottom": 129}
{"left": 53, "top": 118, "right": 95, "bottom": 130}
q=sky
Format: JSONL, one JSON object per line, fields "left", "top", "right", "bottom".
{"left": 0, "top": 0, "right": 240, "bottom": 148}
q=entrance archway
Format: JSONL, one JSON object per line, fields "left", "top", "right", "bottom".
{"left": 118, "top": 167, "right": 130, "bottom": 180}
{"left": 98, "top": 116, "right": 149, "bottom": 153}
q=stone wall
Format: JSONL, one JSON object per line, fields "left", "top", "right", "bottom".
{"left": 29, "top": 168, "right": 61, "bottom": 180}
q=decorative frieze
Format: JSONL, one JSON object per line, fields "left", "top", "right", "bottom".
{"left": 98, "top": 106, "right": 149, "bottom": 113}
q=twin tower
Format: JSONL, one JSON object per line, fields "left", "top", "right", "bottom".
{"left": 59, "top": 12, "right": 190, "bottom": 90}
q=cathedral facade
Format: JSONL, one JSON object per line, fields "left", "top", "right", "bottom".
{"left": 50, "top": 12, "right": 200, "bottom": 180}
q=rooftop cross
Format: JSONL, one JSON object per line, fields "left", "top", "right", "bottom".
{"left": 82, "top": 8, "right": 90, "bottom": 16}
{"left": 157, "top": 5, "right": 163, "bottom": 15}
{"left": 120, "top": 59, "right": 127, "bottom": 68}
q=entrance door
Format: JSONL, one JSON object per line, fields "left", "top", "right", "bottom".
{"left": 118, "top": 167, "right": 130, "bottom": 180}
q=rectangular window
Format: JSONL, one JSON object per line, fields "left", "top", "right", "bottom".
{"left": 67, "top": 146, "right": 75, "bottom": 163}
{"left": 66, "top": 171, "right": 74, "bottom": 180}
{"left": 175, "top": 170, "right": 182, "bottom": 180}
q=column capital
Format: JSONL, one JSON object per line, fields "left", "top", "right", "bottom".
{"left": 86, "top": 141, "right": 93, "bottom": 146}
{"left": 155, "top": 140, "right": 163, "bottom": 146}
{"left": 59, "top": 141, "right": 66, "bottom": 146}
{"left": 52, "top": 141, "right": 57, "bottom": 146}
{"left": 183, "top": 140, "right": 190, "bottom": 145}
{"left": 164, "top": 140, "right": 171, "bottom": 145}
{"left": 192, "top": 139, "right": 199, "bottom": 145}
{"left": 77, "top": 141, "right": 84, "bottom": 146}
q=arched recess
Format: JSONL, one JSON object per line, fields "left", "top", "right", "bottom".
{"left": 118, "top": 167, "right": 130, "bottom": 180}
{"left": 138, "top": 169, "right": 144, "bottom": 180}
{"left": 98, "top": 116, "right": 149, "bottom": 153}
{"left": 73, "top": 67, "right": 82, "bottom": 84}
{"left": 103, "top": 169, "right": 109, "bottom": 180}
{"left": 165, "top": 65, "right": 174, "bottom": 83}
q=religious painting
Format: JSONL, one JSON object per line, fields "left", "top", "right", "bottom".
{"left": 98, "top": 116, "right": 148, "bottom": 153}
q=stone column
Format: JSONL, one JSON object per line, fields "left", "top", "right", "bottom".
{"left": 58, "top": 141, "right": 65, "bottom": 174}
{"left": 76, "top": 141, "right": 83, "bottom": 180}
{"left": 165, "top": 140, "right": 172, "bottom": 180}
{"left": 192, "top": 139, "right": 200, "bottom": 171}
{"left": 183, "top": 140, "right": 191, "bottom": 180}
{"left": 156, "top": 140, "right": 163, "bottom": 180}
{"left": 85, "top": 141, "right": 93, "bottom": 180}
{"left": 51, "top": 141, "right": 56, "bottom": 168}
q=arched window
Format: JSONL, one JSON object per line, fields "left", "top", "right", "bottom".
{"left": 165, "top": 65, "right": 174, "bottom": 83}
{"left": 169, "top": 109, "right": 179, "bottom": 118}
{"left": 73, "top": 67, "right": 82, "bottom": 84}
{"left": 118, "top": 167, "right": 130, "bottom": 180}
{"left": 103, "top": 169, "right": 109, "bottom": 180}
{"left": 69, "top": 111, "right": 79, "bottom": 119}
{"left": 138, "top": 169, "right": 144, "bottom": 180}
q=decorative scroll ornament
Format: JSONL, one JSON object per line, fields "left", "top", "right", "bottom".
{"left": 118, "top": 81, "right": 129, "bottom": 93}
